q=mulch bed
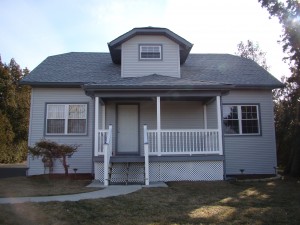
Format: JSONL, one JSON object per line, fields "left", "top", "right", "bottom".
{"left": 227, "top": 174, "right": 277, "bottom": 180}
{"left": 30, "top": 173, "right": 94, "bottom": 180}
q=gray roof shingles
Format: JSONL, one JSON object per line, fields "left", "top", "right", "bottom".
{"left": 21, "top": 52, "right": 283, "bottom": 89}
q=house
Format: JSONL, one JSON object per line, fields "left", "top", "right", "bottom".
{"left": 21, "top": 27, "right": 283, "bottom": 185}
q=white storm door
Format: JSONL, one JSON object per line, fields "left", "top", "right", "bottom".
{"left": 117, "top": 104, "right": 139, "bottom": 154}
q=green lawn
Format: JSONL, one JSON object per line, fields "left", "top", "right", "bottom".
{"left": 0, "top": 178, "right": 299, "bottom": 224}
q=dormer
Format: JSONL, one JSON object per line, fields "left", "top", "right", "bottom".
{"left": 108, "top": 27, "right": 193, "bottom": 78}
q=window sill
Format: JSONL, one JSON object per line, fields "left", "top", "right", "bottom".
{"left": 45, "top": 133, "right": 88, "bottom": 137}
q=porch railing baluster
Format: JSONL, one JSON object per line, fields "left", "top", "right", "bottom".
{"left": 146, "top": 129, "right": 221, "bottom": 156}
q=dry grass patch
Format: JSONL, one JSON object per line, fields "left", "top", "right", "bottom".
{"left": 0, "top": 178, "right": 299, "bottom": 224}
{"left": 0, "top": 175, "right": 100, "bottom": 197}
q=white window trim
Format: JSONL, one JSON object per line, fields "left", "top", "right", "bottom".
{"left": 223, "top": 104, "right": 260, "bottom": 136}
{"left": 46, "top": 103, "right": 87, "bottom": 135}
{"left": 139, "top": 44, "right": 162, "bottom": 60}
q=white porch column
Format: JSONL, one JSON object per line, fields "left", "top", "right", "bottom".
{"left": 157, "top": 96, "right": 161, "bottom": 156}
{"left": 94, "top": 96, "right": 99, "bottom": 157}
{"left": 216, "top": 96, "right": 223, "bottom": 155}
{"left": 101, "top": 104, "right": 106, "bottom": 130}
{"left": 103, "top": 144, "right": 109, "bottom": 186}
{"left": 203, "top": 104, "right": 207, "bottom": 129}
{"left": 144, "top": 125, "right": 149, "bottom": 185}
{"left": 144, "top": 144, "right": 149, "bottom": 185}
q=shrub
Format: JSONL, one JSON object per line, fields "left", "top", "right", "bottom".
{"left": 29, "top": 140, "right": 79, "bottom": 176}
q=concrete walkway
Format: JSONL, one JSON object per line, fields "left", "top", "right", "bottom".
{"left": 0, "top": 182, "right": 167, "bottom": 204}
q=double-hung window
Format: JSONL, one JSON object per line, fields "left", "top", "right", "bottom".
{"left": 139, "top": 45, "right": 162, "bottom": 60}
{"left": 46, "top": 104, "right": 87, "bottom": 135}
{"left": 223, "top": 105, "right": 260, "bottom": 135}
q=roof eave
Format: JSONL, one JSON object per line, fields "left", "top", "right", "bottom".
{"left": 108, "top": 27, "right": 193, "bottom": 48}
{"left": 234, "top": 84, "right": 285, "bottom": 89}
{"left": 19, "top": 81, "right": 85, "bottom": 88}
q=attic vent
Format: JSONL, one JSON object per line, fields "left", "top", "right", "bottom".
{"left": 139, "top": 45, "right": 162, "bottom": 60}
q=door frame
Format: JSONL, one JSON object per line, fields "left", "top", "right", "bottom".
{"left": 116, "top": 103, "right": 140, "bottom": 155}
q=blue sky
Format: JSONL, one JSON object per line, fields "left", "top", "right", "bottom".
{"left": 0, "top": 0, "right": 289, "bottom": 80}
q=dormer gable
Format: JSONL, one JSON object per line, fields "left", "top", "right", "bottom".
{"left": 108, "top": 27, "right": 193, "bottom": 78}
{"left": 108, "top": 27, "right": 193, "bottom": 65}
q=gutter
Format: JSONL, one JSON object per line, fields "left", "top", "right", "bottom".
{"left": 19, "top": 81, "right": 85, "bottom": 88}
{"left": 234, "top": 83, "right": 285, "bottom": 89}
{"left": 82, "top": 84, "right": 234, "bottom": 92}
{"left": 19, "top": 81, "right": 284, "bottom": 90}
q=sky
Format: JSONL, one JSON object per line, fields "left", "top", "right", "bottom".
{"left": 0, "top": 0, "right": 291, "bottom": 80}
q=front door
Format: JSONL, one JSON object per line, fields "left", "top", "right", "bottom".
{"left": 117, "top": 104, "right": 139, "bottom": 154}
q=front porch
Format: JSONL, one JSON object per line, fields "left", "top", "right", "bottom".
{"left": 93, "top": 94, "right": 224, "bottom": 185}
{"left": 96, "top": 127, "right": 222, "bottom": 157}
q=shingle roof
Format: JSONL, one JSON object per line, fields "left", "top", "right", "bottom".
{"left": 21, "top": 52, "right": 283, "bottom": 89}
{"left": 181, "top": 54, "right": 282, "bottom": 88}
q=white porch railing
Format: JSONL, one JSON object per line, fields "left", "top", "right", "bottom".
{"left": 103, "top": 125, "right": 112, "bottom": 186}
{"left": 147, "top": 129, "right": 222, "bottom": 155}
{"left": 96, "top": 129, "right": 109, "bottom": 156}
{"left": 97, "top": 127, "right": 222, "bottom": 157}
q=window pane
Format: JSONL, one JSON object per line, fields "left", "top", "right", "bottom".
{"left": 47, "top": 105, "right": 65, "bottom": 119}
{"left": 68, "top": 119, "right": 86, "bottom": 133}
{"left": 141, "top": 52, "right": 160, "bottom": 58}
{"left": 223, "top": 120, "right": 239, "bottom": 134}
{"left": 69, "top": 104, "right": 87, "bottom": 119}
{"left": 223, "top": 106, "right": 238, "bottom": 119}
{"left": 242, "top": 120, "right": 259, "bottom": 134}
{"left": 242, "top": 106, "right": 258, "bottom": 119}
{"left": 47, "top": 119, "right": 65, "bottom": 133}
{"left": 223, "top": 105, "right": 239, "bottom": 134}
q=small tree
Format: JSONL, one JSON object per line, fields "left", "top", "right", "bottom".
{"left": 29, "top": 140, "right": 79, "bottom": 176}
{"left": 258, "top": 0, "right": 300, "bottom": 176}
{"left": 235, "top": 40, "right": 270, "bottom": 71}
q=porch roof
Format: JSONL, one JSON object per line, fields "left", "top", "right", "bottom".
{"left": 83, "top": 74, "right": 233, "bottom": 91}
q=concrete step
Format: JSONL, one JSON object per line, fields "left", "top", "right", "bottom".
{"left": 110, "top": 156, "right": 145, "bottom": 163}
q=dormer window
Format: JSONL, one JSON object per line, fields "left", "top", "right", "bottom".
{"left": 139, "top": 45, "right": 162, "bottom": 60}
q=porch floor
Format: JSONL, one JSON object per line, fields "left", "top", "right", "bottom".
{"left": 93, "top": 154, "right": 224, "bottom": 163}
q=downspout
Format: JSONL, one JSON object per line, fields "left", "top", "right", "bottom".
{"left": 216, "top": 96, "right": 226, "bottom": 179}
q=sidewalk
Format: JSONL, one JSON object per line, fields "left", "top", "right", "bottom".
{"left": 0, "top": 182, "right": 167, "bottom": 204}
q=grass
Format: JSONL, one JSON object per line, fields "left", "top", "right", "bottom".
{"left": 0, "top": 177, "right": 300, "bottom": 224}
{"left": 0, "top": 175, "right": 100, "bottom": 197}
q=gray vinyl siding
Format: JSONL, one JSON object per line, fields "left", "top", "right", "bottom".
{"left": 206, "top": 99, "right": 218, "bottom": 129}
{"left": 27, "top": 88, "right": 94, "bottom": 176}
{"left": 140, "top": 101, "right": 205, "bottom": 153}
{"left": 105, "top": 102, "right": 117, "bottom": 151}
{"left": 160, "top": 101, "right": 204, "bottom": 129}
{"left": 121, "top": 35, "right": 180, "bottom": 78}
{"left": 222, "top": 90, "right": 277, "bottom": 175}
{"left": 140, "top": 101, "right": 157, "bottom": 130}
